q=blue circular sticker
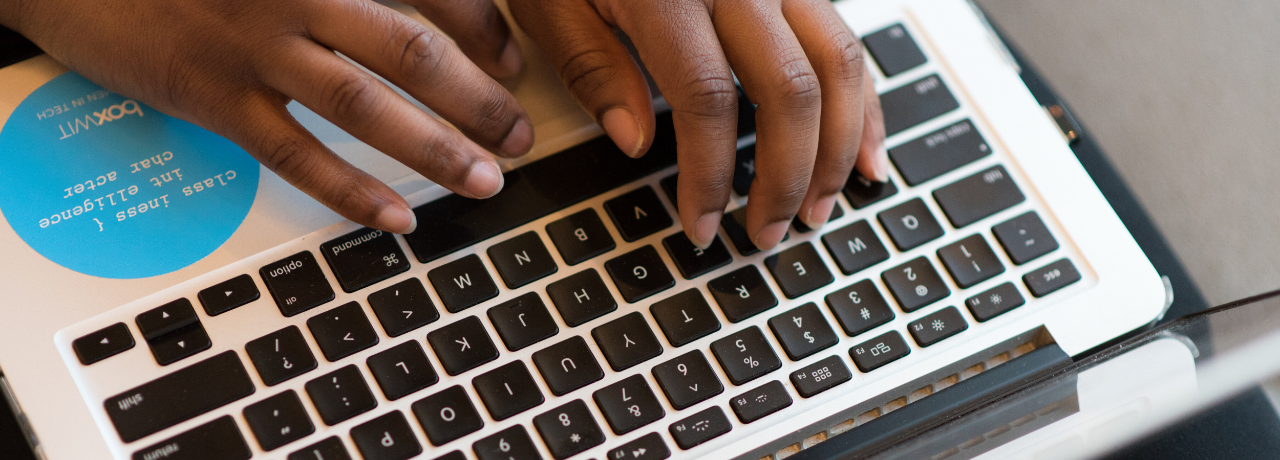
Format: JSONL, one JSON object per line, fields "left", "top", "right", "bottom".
{"left": 0, "top": 72, "right": 259, "bottom": 279}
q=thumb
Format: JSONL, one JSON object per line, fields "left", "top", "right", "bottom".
{"left": 508, "top": 0, "right": 655, "bottom": 158}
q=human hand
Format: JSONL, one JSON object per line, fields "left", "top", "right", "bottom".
{"left": 509, "top": 0, "right": 887, "bottom": 251}
{"left": 0, "top": 0, "right": 534, "bottom": 234}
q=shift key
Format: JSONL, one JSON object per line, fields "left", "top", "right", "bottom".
{"left": 105, "top": 351, "right": 256, "bottom": 443}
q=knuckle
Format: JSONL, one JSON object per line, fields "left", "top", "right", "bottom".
{"left": 770, "top": 56, "right": 821, "bottom": 109}
{"left": 397, "top": 25, "right": 449, "bottom": 78}
{"left": 469, "top": 84, "right": 514, "bottom": 136}
{"left": 259, "top": 133, "right": 315, "bottom": 180}
{"left": 826, "top": 34, "right": 866, "bottom": 83}
{"left": 677, "top": 70, "right": 738, "bottom": 119}
{"left": 756, "top": 167, "right": 811, "bottom": 203}
{"left": 322, "top": 72, "right": 378, "bottom": 122}
{"left": 558, "top": 44, "right": 619, "bottom": 99}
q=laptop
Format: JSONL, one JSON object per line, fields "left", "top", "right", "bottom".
{"left": 0, "top": 0, "right": 1169, "bottom": 459}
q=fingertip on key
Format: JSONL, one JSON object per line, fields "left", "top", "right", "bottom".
{"left": 602, "top": 107, "right": 645, "bottom": 158}
{"left": 871, "top": 145, "right": 890, "bottom": 182}
{"left": 753, "top": 220, "right": 791, "bottom": 251}
{"left": 465, "top": 161, "right": 505, "bottom": 199}
{"left": 691, "top": 212, "right": 722, "bottom": 249}
{"left": 803, "top": 195, "right": 837, "bottom": 230}
{"left": 376, "top": 202, "right": 417, "bottom": 234}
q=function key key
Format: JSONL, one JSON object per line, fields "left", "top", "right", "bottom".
{"left": 1023, "top": 258, "right": 1082, "bottom": 297}
{"left": 367, "top": 278, "right": 439, "bottom": 337}
{"left": 707, "top": 266, "right": 778, "bottom": 323}
{"left": 472, "top": 361, "right": 544, "bottom": 421}
{"left": 732, "top": 144, "right": 757, "bottom": 196}
{"left": 607, "top": 433, "right": 670, "bottom": 460}
{"left": 710, "top": 326, "right": 782, "bottom": 386}
{"left": 652, "top": 350, "right": 724, "bottom": 410}
{"left": 880, "top": 74, "right": 960, "bottom": 137}
{"left": 730, "top": 380, "right": 793, "bottom": 424}
{"left": 824, "top": 280, "right": 895, "bottom": 338}
{"left": 662, "top": 232, "right": 733, "bottom": 280}
{"left": 843, "top": 171, "right": 898, "bottom": 210}
{"left": 533, "top": 400, "right": 606, "bottom": 460}
{"left": 907, "top": 306, "right": 968, "bottom": 347}
{"left": 304, "top": 364, "right": 377, "bottom": 426}
{"left": 488, "top": 292, "right": 559, "bottom": 351}
{"left": 243, "top": 390, "right": 314, "bottom": 451}
{"left": 198, "top": 274, "right": 260, "bottom": 316}
{"left": 992, "top": 211, "right": 1060, "bottom": 265}
{"left": 720, "top": 206, "right": 787, "bottom": 256}
{"left": 426, "top": 316, "right": 499, "bottom": 376}
{"left": 245, "top": 325, "right": 318, "bottom": 386}
{"left": 788, "top": 355, "right": 852, "bottom": 398}
{"left": 532, "top": 336, "right": 604, "bottom": 396}
{"left": 650, "top": 289, "right": 722, "bottom": 347}
{"left": 821, "top": 220, "right": 890, "bottom": 275}
{"left": 351, "top": 411, "right": 422, "bottom": 460}
{"left": 428, "top": 254, "right": 499, "bottom": 313}
{"left": 131, "top": 416, "right": 251, "bottom": 460}
{"left": 937, "top": 234, "right": 1005, "bottom": 288}
{"left": 764, "top": 242, "right": 834, "bottom": 298}
{"left": 849, "top": 331, "right": 911, "bottom": 372}
{"left": 863, "top": 23, "right": 928, "bottom": 77}
{"left": 889, "top": 119, "right": 991, "bottom": 186}
{"left": 606, "top": 245, "right": 676, "bottom": 303}
{"left": 411, "top": 385, "right": 485, "bottom": 446}
{"left": 546, "top": 209, "right": 616, "bottom": 265}
{"left": 593, "top": 375, "right": 665, "bottom": 435}
{"left": 605, "top": 186, "right": 674, "bottom": 242}
{"left": 487, "top": 231, "right": 558, "bottom": 289}
{"left": 546, "top": 269, "right": 617, "bottom": 327}
{"left": 933, "top": 165, "right": 1026, "bottom": 228}
{"left": 262, "top": 251, "right": 335, "bottom": 317}
{"left": 882, "top": 257, "right": 950, "bottom": 312}
{"left": 473, "top": 425, "right": 541, "bottom": 460}
{"left": 306, "top": 301, "right": 379, "bottom": 362}
{"left": 966, "top": 282, "right": 1026, "bottom": 322}
{"left": 73, "top": 322, "right": 134, "bottom": 365}
{"left": 767, "top": 303, "right": 839, "bottom": 361}
{"left": 288, "top": 437, "right": 352, "bottom": 460}
{"left": 320, "top": 228, "right": 411, "bottom": 293}
{"left": 877, "top": 198, "right": 944, "bottom": 251}
{"left": 669, "top": 406, "right": 732, "bottom": 450}
{"left": 367, "top": 341, "right": 439, "bottom": 401}
{"left": 592, "top": 312, "right": 664, "bottom": 371}
{"left": 136, "top": 298, "right": 199, "bottom": 341}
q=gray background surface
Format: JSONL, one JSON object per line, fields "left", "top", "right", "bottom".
{"left": 974, "top": 0, "right": 1280, "bottom": 306}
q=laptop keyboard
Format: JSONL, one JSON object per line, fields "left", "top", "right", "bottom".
{"left": 61, "top": 21, "right": 1089, "bottom": 460}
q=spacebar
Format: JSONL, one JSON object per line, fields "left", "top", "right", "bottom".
{"left": 403, "top": 112, "right": 680, "bottom": 263}
{"left": 104, "top": 351, "right": 255, "bottom": 443}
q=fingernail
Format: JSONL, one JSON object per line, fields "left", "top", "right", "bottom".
{"left": 691, "top": 212, "right": 722, "bottom": 249}
{"left": 803, "top": 195, "right": 837, "bottom": 230}
{"left": 375, "top": 203, "right": 417, "bottom": 234}
{"left": 753, "top": 220, "right": 790, "bottom": 251}
{"left": 464, "top": 161, "right": 504, "bottom": 198}
{"left": 496, "top": 37, "right": 523, "bottom": 78}
{"left": 871, "top": 146, "right": 890, "bottom": 182}
{"left": 601, "top": 107, "right": 644, "bottom": 158}
{"left": 499, "top": 118, "right": 534, "bottom": 157}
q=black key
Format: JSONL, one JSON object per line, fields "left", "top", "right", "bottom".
{"left": 652, "top": 351, "right": 723, "bottom": 410}
{"left": 473, "top": 425, "right": 541, "bottom": 460}
{"left": 593, "top": 375, "right": 665, "bottom": 435}
{"left": 710, "top": 327, "right": 782, "bottom": 386}
{"left": 880, "top": 74, "right": 960, "bottom": 136}
{"left": 843, "top": 171, "right": 898, "bottom": 210}
{"left": 767, "top": 303, "right": 839, "bottom": 361}
{"left": 351, "top": 411, "right": 422, "bottom": 460}
{"left": 533, "top": 400, "right": 607, "bottom": 460}
{"left": 368, "top": 278, "right": 439, "bottom": 337}
{"left": 882, "top": 257, "right": 950, "bottom": 312}
{"left": 246, "top": 326, "right": 318, "bottom": 386}
{"left": 546, "top": 269, "right": 617, "bottom": 326}
{"left": 732, "top": 144, "right": 757, "bottom": 196}
{"left": 105, "top": 351, "right": 255, "bottom": 443}
{"left": 412, "top": 385, "right": 485, "bottom": 446}
{"left": 73, "top": 322, "right": 135, "bottom": 365}
{"left": 261, "top": 251, "right": 335, "bottom": 317}
{"left": 198, "top": 274, "right": 260, "bottom": 316}
{"left": 607, "top": 433, "right": 671, "bottom": 460}
{"left": 306, "top": 301, "right": 380, "bottom": 362}
{"left": 304, "top": 365, "right": 377, "bottom": 426}
{"left": 877, "top": 198, "right": 944, "bottom": 251}
{"left": 720, "top": 206, "right": 788, "bottom": 256}
{"left": 136, "top": 298, "right": 199, "bottom": 341}
{"left": 532, "top": 336, "right": 604, "bottom": 396}
{"left": 593, "top": 312, "right": 664, "bottom": 371}
{"left": 792, "top": 202, "right": 844, "bottom": 233}
{"left": 428, "top": 254, "right": 500, "bottom": 313}
{"left": 992, "top": 211, "right": 1059, "bottom": 265}
{"left": 243, "top": 390, "right": 314, "bottom": 451}
{"left": 908, "top": 306, "right": 969, "bottom": 347}
{"left": 650, "top": 289, "right": 721, "bottom": 347}
{"left": 763, "top": 242, "right": 834, "bottom": 298}
{"left": 473, "top": 361, "right": 544, "bottom": 420}
{"left": 546, "top": 209, "right": 616, "bottom": 265}
{"left": 130, "top": 416, "right": 250, "bottom": 460}
{"left": 606, "top": 245, "right": 676, "bottom": 303}
{"left": 825, "top": 280, "right": 895, "bottom": 337}
{"left": 147, "top": 323, "right": 212, "bottom": 366}
{"left": 889, "top": 119, "right": 991, "bottom": 186}
{"left": 729, "top": 380, "right": 792, "bottom": 424}
{"left": 662, "top": 232, "right": 733, "bottom": 280}
{"left": 966, "top": 282, "right": 1026, "bottom": 322}
{"left": 707, "top": 266, "right": 778, "bottom": 323}
{"left": 289, "top": 437, "right": 352, "bottom": 460}
{"left": 434, "top": 452, "right": 466, "bottom": 460}
{"left": 488, "top": 232, "right": 559, "bottom": 289}
{"left": 788, "top": 355, "right": 852, "bottom": 398}
{"left": 938, "top": 234, "right": 1005, "bottom": 288}
{"left": 1024, "top": 258, "right": 1082, "bottom": 297}
{"left": 668, "top": 406, "right": 732, "bottom": 450}
{"left": 660, "top": 173, "right": 680, "bottom": 208}
{"left": 933, "top": 165, "right": 1026, "bottom": 228}
{"left": 863, "top": 23, "right": 927, "bottom": 77}
{"left": 488, "top": 292, "right": 559, "bottom": 351}
{"left": 367, "top": 341, "right": 439, "bottom": 400}
{"left": 320, "top": 228, "right": 411, "bottom": 293}
{"left": 605, "top": 186, "right": 673, "bottom": 242}
{"left": 402, "top": 113, "right": 680, "bottom": 264}
{"left": 426, "top": 316, "right": 499, "bottom": 376}
{"left": 849, "top": 331, "right": 910, "bottom": 372}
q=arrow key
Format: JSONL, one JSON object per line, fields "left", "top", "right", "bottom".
{"left": 199, "top": 274, "right": 261, "bottom": 316}
{"left": 72, "top": 322, "right": 135, "bottom": 365}
{"left": 147, "top": 322, "right": 213, "bottom": 366}
{"left": 306, "top": 302, "right": 379, "bottom": 362}
{"left": 607, "top": 432, "right": 670, "bottom": 460}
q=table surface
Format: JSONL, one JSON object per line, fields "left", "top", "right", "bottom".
{"left": 974, "top": 0, "right": 1280, "bottom": 306}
